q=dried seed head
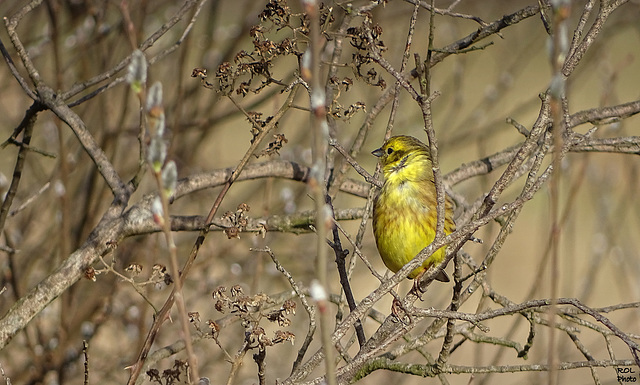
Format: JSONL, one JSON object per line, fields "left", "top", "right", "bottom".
{"left": 213, "top": 286, "right": 227, "bottom": 298}
{"left": 125, "top": 263, "right": 143, "bottom": 276}
{"left": 230, "top": 284, "right": 244, "bottom": 297}
{"left": 188, "top": 312, "right": 200, "bottom": 323}
{"left": 224, "top": 226, "right": 240, "bottom": 239}
{"left": 282, "top": 299, "right": 296, "bottom": 315}
{"left": 191, "top": 67, "right": 207, "bottom": 78}
{"left": 237, "top": 203, "right": 250, "bottom": 212}
{"left": 84, "top": 267, "right": 96, "bottom": 281}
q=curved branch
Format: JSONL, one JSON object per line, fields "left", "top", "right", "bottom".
{"left": 45, "top": 91, "right": 130, "bottom": 201}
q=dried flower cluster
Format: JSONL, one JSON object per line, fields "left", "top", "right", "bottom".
{"left": 246, "top": 111, "right": 275, "bottom": 143}
{"left": 346, "top": 15, "right": 387, "bottom": 89}
{"left": 222, "top": 203, "right": 251, "bottom": 239}
{"left": 121, "top": 262, "right": 172, "bottom": 287}
{"left": 213, "top": 0, "right": 307, "bottom": 97}
{"left": 254, "top": 133, "right": 289, "bottom": 158}
{"left": 149, "top": 284, "right": 296, "bottom": 384}
{"left": 265, "top": 299, "right": 296, "bottom": 327}
{"left": 192, "top": 0, "right": 370, "bottom": 148}
{"left": 146, "top": 359, "right": 188, "bottom": 385}
{"left": 188, "top": 286, "right": 296, "bottom": 355}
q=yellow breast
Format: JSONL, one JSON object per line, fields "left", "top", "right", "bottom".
{"left": 373, "top": 181, "right": 445, "bottom": 278}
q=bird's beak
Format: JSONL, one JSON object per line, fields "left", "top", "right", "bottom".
{"left": 372, "top": 147, "right": 384, "bottom": 157}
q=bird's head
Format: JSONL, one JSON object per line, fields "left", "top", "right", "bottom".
{"left": 372, "top": 135, "right": 431, "bottom": 176}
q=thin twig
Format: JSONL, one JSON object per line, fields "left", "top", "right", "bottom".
{"left": 326, "top": 196, "right": 366, "bottom": 347}
{"left": 329, "top": 139, "right": 380, "bottom": 188}
{"left": 0, "top": 103, "right": 38, "bottom": 238}
{"left": 251, "top": 247, "right": 317, "bottom": 373}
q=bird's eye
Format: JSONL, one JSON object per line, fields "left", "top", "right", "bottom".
{"left": 387, "top": 147, "right": 394, "bottom": 155}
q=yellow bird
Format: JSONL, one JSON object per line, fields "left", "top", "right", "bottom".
{"left": 372, "top": 135, "right": 454, "bottom": 282}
